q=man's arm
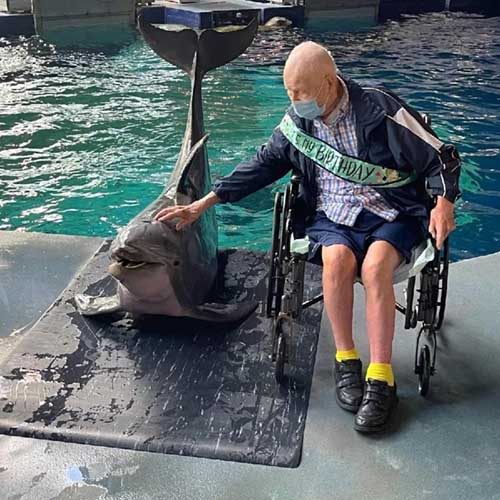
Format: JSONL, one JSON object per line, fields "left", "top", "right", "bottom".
{"left": 155, "top": 124, "right": 293, "bottom": 227}
{"left": 211, "top": 126, "right": 292, "bottom": 203}
{"left": 383, "top": 98, "right": 461, "bottom": 248}
{"left": 381, "top": 90, "right": 461, "bottom": 203}
{"left": 428, "top": 195, "right": 456, "bottom": 249}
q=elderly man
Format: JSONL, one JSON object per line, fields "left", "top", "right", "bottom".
{"left": 155, "top": 41, "right": 461, "bottom": 433}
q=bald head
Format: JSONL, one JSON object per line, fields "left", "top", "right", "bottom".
{"left": 284, "top": 41, "right": 337, "bottom": 86}
{"left": 283, "top": 41, "right": 342, "bottom": 119}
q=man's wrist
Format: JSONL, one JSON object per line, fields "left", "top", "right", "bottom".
{"left": 199, "top": 191, "right": 220, "bottom": 210}
{"left": 435, "top": 195, "right": 454, "bottom": 210}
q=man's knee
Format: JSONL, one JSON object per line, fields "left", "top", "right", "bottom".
{"left": 361, "top": 241, "right": 402, "bottom": 287}
{"left": 322, "top": 244, "right": 358, "bottom": 281}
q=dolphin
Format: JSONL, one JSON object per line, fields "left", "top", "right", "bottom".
{"left": 75, "top": 15, "right": 259, "bottom": 322}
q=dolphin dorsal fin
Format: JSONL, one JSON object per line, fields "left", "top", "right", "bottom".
{"left": 138, "top": 15, "right": 258, "bottom": 76}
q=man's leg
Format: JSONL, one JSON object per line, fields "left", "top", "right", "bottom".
{"left": 360, "top": 240, "right": 403, "bottom": 365}
{"left": 322, "top": 244, "right": 358, "bottom": 351}
{"left": 354, "top": 240, "right": 402, "bottom": 432}
{"left": 322, "top": 244, "right": 364, "bottom": 412}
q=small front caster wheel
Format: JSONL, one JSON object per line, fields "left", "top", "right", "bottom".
{"left": 417, "top": 344, "right": 431, "bottom": 397}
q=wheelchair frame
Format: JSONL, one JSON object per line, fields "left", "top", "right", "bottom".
{"left": 265, "top": 172, "right": 450, "bottom": 397}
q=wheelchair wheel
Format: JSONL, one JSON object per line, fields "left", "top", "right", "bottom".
{"left": 417, "top": 344, "right": 431, "bottom": 396}
{"left": 271, "top": 184, "right": 293, "bottom": 319}
{"left": 273, "top": 315, "right": 290, "bottom": 384}
{"left": 433, "top": 238, "right": 449, "bottom": 331}
{"left": 275, "top": 329, "right": 286, "bottom": 383}
{"left": 266, "top": 192, "right": 283, "bottom": 318}
{"left": 279, "top": 183, "right": 293, "bottom": 261}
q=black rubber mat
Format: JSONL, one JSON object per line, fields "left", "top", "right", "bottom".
{"left": 0, "top": 242, "right": 323, "bottom": 467}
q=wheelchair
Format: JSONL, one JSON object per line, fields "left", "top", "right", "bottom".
{"left": 265, "top": 153, "right": 449, "bottom": 397}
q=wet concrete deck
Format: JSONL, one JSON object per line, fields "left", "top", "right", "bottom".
{"left": 0, "top": 230, "right": 499, "bottom": 499}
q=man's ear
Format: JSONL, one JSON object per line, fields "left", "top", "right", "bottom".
{"left": 321, "top": 75, "right": 334, "bottom": 101}
{"left": 331, "top": 73, "right": 341, "bottom": 89}
{"left": 322, "top": 74, "right": 335, "bottom": 97}
{"left": 334, "top": 75, "right": 345, "bottom": 98}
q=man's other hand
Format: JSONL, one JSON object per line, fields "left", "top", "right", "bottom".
{"left": 428, "top": 196, "right": 456, "bottom": 249}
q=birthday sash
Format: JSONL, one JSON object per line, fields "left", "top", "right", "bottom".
{"left": 279, "top": 114, "right": 417, "bottom": 188}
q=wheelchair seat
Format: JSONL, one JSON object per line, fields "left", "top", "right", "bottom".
{"left": 290, "top": 235, "right": 436, "bottom": 285}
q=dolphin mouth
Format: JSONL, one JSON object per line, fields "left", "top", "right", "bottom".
{"left": 108, "top": 258, "right": 148, "bottom": 280}
{"left": 111, "top": 251, "right": 148, "bottom": 270}
{"left": 116, "top": 258, "right": 147, "bottom": 270}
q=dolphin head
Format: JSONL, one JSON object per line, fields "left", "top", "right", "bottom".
{"left": 108, "top": 219, "right": 184, "bottom": 300}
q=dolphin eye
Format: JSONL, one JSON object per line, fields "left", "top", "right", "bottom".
{"left": 173, "top": 260, "right": 180, "bottom": 267}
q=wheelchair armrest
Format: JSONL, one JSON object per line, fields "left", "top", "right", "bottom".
{"left": 290, "top": 235, "right": 310, "bottom": 258}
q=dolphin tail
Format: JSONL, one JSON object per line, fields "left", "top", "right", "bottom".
{"left": 137, "top": 14, "right": 258, "bottom": 75}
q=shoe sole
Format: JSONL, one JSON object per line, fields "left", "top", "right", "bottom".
{"left": 353, "top": 397, "right": 399, "bottom": 434}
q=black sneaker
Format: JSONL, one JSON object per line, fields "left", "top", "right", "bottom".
{"left": 354, "top": 379, "right": 398, "bottom": 433}
{"left": 334, "top": 359, "right": 363, "bottom": 413}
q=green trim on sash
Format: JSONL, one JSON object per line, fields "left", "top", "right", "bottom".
{"left": 279, "top": 114, "right": 417, "bottom": 188}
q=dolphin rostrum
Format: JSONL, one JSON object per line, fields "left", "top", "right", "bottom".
{"left": 75, "top": 15, "right": 259, "bottom": 322}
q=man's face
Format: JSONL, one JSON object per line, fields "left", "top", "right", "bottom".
{"left": 285, "top": 73, "right": 338, "bottom": 108}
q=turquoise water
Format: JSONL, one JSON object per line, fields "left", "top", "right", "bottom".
{"left": 0, "top": 12, "right": 499, "bottom": 261}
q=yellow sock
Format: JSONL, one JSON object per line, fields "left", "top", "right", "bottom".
{"left": 335, "top": 348, "right": 360, "bottom": 362}
{"left": 366, "top": 363, "right": 394, "bottom": 386}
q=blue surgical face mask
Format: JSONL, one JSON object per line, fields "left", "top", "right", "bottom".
{"left": 292, "top": 79, "right": 327, "bottom": 120}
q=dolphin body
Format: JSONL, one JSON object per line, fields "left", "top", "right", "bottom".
{"left": 75, "top": 16, "right": 259, "bottom": 322}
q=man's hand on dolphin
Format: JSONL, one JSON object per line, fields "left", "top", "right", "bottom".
{"left": 154, "top": 202, "right": 204, "bottom": 230}
{"left": 154, "top": 191, "right": 221, "bottom": 230}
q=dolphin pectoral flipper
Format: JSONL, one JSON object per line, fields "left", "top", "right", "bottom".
{"left": 187, "top": 133, "right": 210, "bottom": 162}
{"left": 175, "top": 133, "right": 210, "bottom": 196}
{"left": 188, "top": 300, "right": 259, "bottom": 324}
{"left": 172, "top": 133, "right": 210, "bottom": 202}
{"left": 138, "top": 14, "right": 258, "bottom": 75}
{"left": 75, "top": 293, "right": 121, "bottom": 316}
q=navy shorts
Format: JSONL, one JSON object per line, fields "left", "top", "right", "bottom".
{"left": 306, "top": 208, "right": 428, "bottom": 274}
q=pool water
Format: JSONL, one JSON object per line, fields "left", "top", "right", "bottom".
{"left": 0, "top": 12, "right": 499, "bottom": 261}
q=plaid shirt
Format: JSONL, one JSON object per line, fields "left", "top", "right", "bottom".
{"left": 313, "top": 78, "right": 399, "bottom": 227}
